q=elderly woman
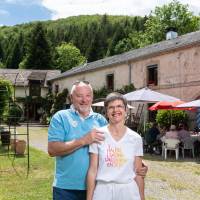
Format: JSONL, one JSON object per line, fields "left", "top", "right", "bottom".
{"left": 87, "top": 92, "right": 144, "bottom": 200}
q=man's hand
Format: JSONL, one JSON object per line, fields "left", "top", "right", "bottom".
{"left": 136, "top": 161, "right": 148, "bottom": 178}
{"left": 82, "top": 129, "right": 105, "bottom": 145}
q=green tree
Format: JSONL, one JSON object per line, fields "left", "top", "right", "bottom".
{"left": 0, "top": 15, "right": 148, "bottom": 64}
{"left": 0, "top": 79, "right": 13, "bottom": 118}
{"left": 20, "top": 22, "right": 53, "bottom": 69}
{"left": 0, "top": 61, "right": 4, "bottom": 68}
{"left": 0, "top": 41, "right": 4, "bottom": 63}
{"left": 55, "top": 42, "right": 86, "bottom": 72}
{"left": 50, "top": 88, "right": 69, "bottom": 115}
{"left": 156, "top": 110, "right": 188, "bottom": 129}
{"left": 85, "top": 22, "right": 100, "bottom": 61}
{"left": 107, "top": 23, "right": 127, "bottom": 56}
{"left": 5, "top": 103, "right": 23, "bottom": 125}
{"left": 96, "top": 14, "right": 111, "bottom": 59}
{"left": 114, "top": 38, "right": 133, "bottom": 54}
{"left": 140, "top": 0, "right": 200, "bottom": 45}
{"left": 6, "top": 34, "right": 24, "bottom": 69}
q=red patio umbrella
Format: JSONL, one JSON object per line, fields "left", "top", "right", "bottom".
{"left": 148, "top": 100, "right": 195, "bottom": 111}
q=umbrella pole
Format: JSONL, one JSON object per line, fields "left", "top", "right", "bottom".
{"left": 144, "top": 114, "right": 145, "bottom": 134}
{"left": 170, "top": 110, "right": 172, "bottom": 125}
{"left": 143, "top": 107, "right": 147, "bottom": 134}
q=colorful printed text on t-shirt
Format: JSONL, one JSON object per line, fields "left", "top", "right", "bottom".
{"left": 105, "top": 145, "right": 127, "bottom": 167}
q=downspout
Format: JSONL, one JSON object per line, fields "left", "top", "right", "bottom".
{"left": 128, "top": 61, "right": 132, "bottom": 85}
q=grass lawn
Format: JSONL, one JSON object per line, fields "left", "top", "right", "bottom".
{"left": 1, "top": 126, "right": 200, "bottom": 199}
{"left": 0, "top": 147, "right": 54, "bottom": 200}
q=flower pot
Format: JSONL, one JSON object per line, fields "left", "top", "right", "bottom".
{"left": 10, "top": 139, "right": 18, "bottom": 151}
{"left": 15, "top": 140, "right": 26, "bottom": 155}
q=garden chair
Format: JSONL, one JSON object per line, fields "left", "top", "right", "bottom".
{"left": 181, "top": 137, "right": 195, "bottom": 158}
{"left": 163, "top": 138, "right": 180, "bottom": 160}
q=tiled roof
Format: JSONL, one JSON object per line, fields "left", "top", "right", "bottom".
{"left": 28, "top": 71, "right": 47, "bottom": 81}
{"left": 0, "top": 69, "right": 61, "bottom": 86}
{"left": 48, "top": 30, "right": 200, "bottom": 81}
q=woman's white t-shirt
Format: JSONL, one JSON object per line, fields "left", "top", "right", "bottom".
{"left": 89, "top": 125, "right": 143, "bottom": 183}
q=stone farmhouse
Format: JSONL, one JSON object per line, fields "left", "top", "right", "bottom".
{"left": 0, "top": 69, "right": 61, "bottom": 121}
{"left": 47, "top": 30, "right": 200, "bottom": 127}
{"left": 48, "top": 30, "right": 200, "bottom": 104}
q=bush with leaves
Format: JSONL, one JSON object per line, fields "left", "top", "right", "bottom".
{"left": 93, "top": 84, "right": 135, "bottom": 101}
{"left": 0, "top": 78, "right": 13, "bottom": 119}
{"left": 93, "top": 86, "right": 109, "bottom": 100}
{"left": 6, "top": 103, "right": 23, "bottom": 125}
{"left": 115, "top": 83, "right": 135, "bottom": 94}
{"left": 50, "top": 88, "right": 69, "bottom": 115}
{"left": 156, "top": 110, "right": 188, "bottom": 129}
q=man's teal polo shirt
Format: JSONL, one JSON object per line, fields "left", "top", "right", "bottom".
{"left": 48, "top": 107, "right": 107, "bottom": 190}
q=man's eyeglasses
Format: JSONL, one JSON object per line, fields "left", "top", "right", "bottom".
{"left": 73, "top": 80, "right": 90, "bottom": 85}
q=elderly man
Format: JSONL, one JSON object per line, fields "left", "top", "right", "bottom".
{"left": 48, "top": 81, "right": 147, "bottom": 200}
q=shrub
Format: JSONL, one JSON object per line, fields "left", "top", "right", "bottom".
{"left": 93, "top": 83, "right": 136, "bottom": 100}
{"left": 115, "top": 83, "right": 135, "bottom": 94}
{"left": 6, "top": 103, "right": 23, "bottom": 125}
{"left": 156, "top": 110, "right": 188, "bottom": 129}
{"left": 0, "top": 78, "right": 13, "bottom": 118}
{"left": 50, "top": 88, "right": 69, "bottom": 115}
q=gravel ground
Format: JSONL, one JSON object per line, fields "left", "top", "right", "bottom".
{"left": 144, "top": 154, "right": 200, "bottom": 200}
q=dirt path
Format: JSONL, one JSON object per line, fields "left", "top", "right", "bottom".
{"left": 29, "top": 132, "right": 48, "bottom": 153}
{"left": 17, "top": 126, "right": 48, "bottom": 153}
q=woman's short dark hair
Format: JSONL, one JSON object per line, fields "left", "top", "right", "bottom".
{"left": 104, "top": 92, "right": 128, "bottom": 111}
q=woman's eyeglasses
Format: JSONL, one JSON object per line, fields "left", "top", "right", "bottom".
{"left": 107, "top": 105, "right": 125, "bottom": 111}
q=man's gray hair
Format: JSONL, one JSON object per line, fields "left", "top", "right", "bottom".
{"left": 70, "top": 81, "right": 93, "bottom": 95}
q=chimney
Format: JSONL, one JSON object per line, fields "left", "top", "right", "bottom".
{"left": 166, "top": 27, "right": 178, "bottom": 40}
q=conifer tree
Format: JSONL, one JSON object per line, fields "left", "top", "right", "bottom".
{"left": 6, "top": 33, "right": 24, "bottom": 68}
{"left": 0, "top": 41, "right": 3, "bottom": 62}
{"left": 20, "top": 22, "right": 53, "bottom": 69}
{"left": 107, "top": 23, "right": 126, "bottom": 56}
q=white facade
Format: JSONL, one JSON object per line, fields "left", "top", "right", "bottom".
{"left": 51, "top": 63, "right": 130, "bottom": 93}
{"left": 50, "top": 43, "right": 200, "bottom": 102}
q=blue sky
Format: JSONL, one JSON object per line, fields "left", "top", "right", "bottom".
{"left": 0, "top": 0, "right": 51, "bottom": 26}
{"left": 0, "top": 0, "right": 199, "bottom": 26}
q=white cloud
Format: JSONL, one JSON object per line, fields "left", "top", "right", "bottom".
{"left": 41, "top": 0, "right": 153, "bottom": 19}
{"left": 0, "top": 9, "right": 9, "bottom": 16}
{"left": 5, "top": 0, "right": 16, "bottom": 2}
{"left": 5, "top": 0, "right": 41, "bottom": 5}
{"left": 41, "top": 0, "right": 200, "bottom": 20}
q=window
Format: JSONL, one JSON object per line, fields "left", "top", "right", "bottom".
{"left": 55, "top": 84, "right": 59, "bottom": 94}
{"left": 106, "top": 74, "right": 114, "bottom": 91}
{"left": 29, "top": 80, "right": 41, "bottom": 96}
{"left": 147, "top": 65, "right": 158, "bottom": 86}
{"left": 47, "top": 82, "right": 52, "bottom": 93}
